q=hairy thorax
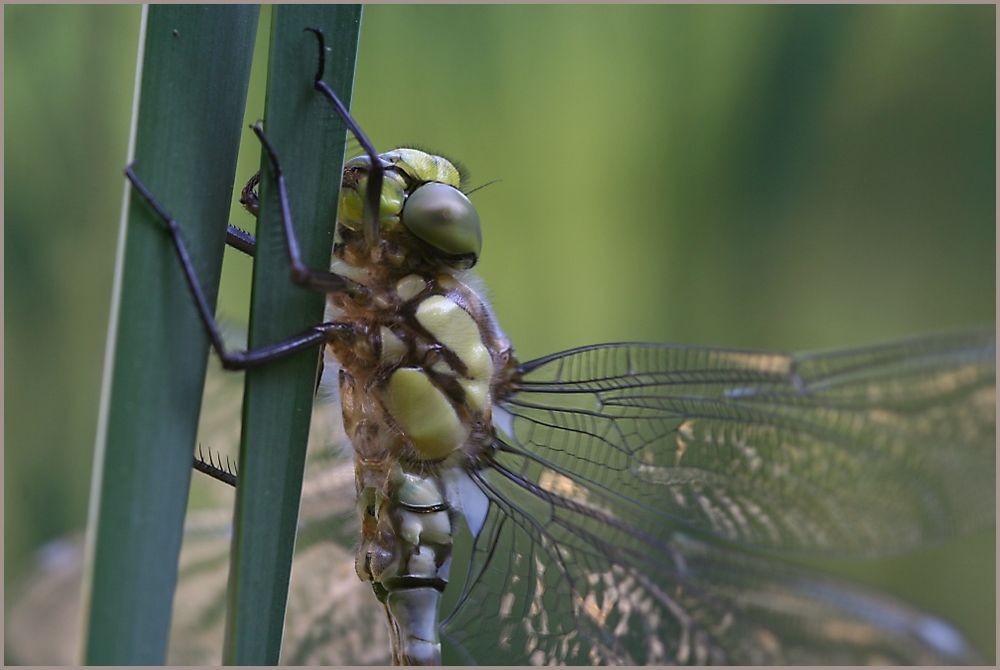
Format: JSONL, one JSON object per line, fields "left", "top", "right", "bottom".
{"left": 326, "top": 229, "right": 513, "bottom": 604}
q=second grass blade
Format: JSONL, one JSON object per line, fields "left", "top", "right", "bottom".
{"left": 223, "top": 6, "right": 363, "bottom": 664}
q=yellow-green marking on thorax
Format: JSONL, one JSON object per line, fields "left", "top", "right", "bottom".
{"left": 385, "top": 368, "right": 469, "bottom": 460}
{"left": 415, "top": 296, "right": 494, "bottom": 410}
{"left": 383, "top": 293, "right": 495, "bottom": 460}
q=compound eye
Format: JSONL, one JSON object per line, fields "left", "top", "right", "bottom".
{"left": 402, "top": 182, "right": 482, "bottom": 260}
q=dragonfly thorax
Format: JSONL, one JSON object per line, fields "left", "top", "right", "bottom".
{"left": 330, "top": 268, "right": 512, "bottom": 465}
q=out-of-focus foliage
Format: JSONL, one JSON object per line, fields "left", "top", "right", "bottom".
{"left": 5, "top": 4, "right": 994, "bottom": 661}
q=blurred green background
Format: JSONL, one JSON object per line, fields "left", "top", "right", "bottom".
{"left": 5, "top": 3, "right": 994, "bottom": 661}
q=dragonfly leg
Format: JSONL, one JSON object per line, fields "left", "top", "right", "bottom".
{"left": 125, "top": 164, "right": 355, "bottom": 370}
{"left": 249, "top": 122, "right": 367, "bottom": 295}
{"left": 193, "top": 445, "right": 238, "bottom": 487}
{"left": 226, "top": 223, "right": 256, "bottom": 257}
{"left": 239, "top": 170, "right": 261, "bottom": 217}
{"left": 305, "top": 26, "right": 384, "bottom": 249}
{"left": 226, "top": 171, "right": 259, "bottom": 257}
{"left": 242, "top": 27, "right": 384, "bottom": 288}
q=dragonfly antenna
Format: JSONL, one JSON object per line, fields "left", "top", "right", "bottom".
{"left": 465, "top": 178, "right": 501, "bottom": 196}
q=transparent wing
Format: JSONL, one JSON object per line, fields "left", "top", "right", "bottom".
{"left": 442, "top": 329, "right": 994, "bottom": 664}
{"left": 169, "top": 350, "right": 390, "bottom": 665}
{"left": 500, "top": 329, "right": 994, "bottom": 554}
{"left": 168, "top": 448, "right": 387, "bottom": 665}
{"left": 444, "top": 500, "right": 980, "bottom": 664}
{"left": 5, "top": 535, "right": 86, "bottom": 664}
{"left": 7, "top": 350, "right": 388, "bottom": 665}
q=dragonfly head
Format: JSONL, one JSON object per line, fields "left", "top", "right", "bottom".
{"left": 339, "top": 149, "right": 482, "bottom": 269}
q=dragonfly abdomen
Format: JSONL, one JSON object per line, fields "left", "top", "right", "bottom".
{"left": 375, "top": 471, "right": 457, "bottom": 665}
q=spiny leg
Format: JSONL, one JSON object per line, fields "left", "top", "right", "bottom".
{"left": 305, "top": 26, "right": 384, "bottom": 249}
{"left": 193, "top": 445, "right": 238, "bottom": 487}
{"left": 226, "top": 171, "right": 261, "bottom": 257}
{"left": 240, "top": 28, "right": 383, "bottom": 291}
{"left": 249, "top": 122, "right": 367, "bottom": 296}
{"left": 226, "top": 224, "right": 256, "bottom": 257}
{"left": 125, "top": 165, "right": 355, "bottom": 371}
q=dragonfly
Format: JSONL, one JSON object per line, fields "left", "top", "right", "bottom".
{"left": 9, "top": 27, "right": 995, "bottom": 666}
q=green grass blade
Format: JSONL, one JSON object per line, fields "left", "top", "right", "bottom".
{"left": 83, "top": 5, "right": 259, "bottom": 664}
{"left": 223, "top": 6, "right": 362, "bottom": 664}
